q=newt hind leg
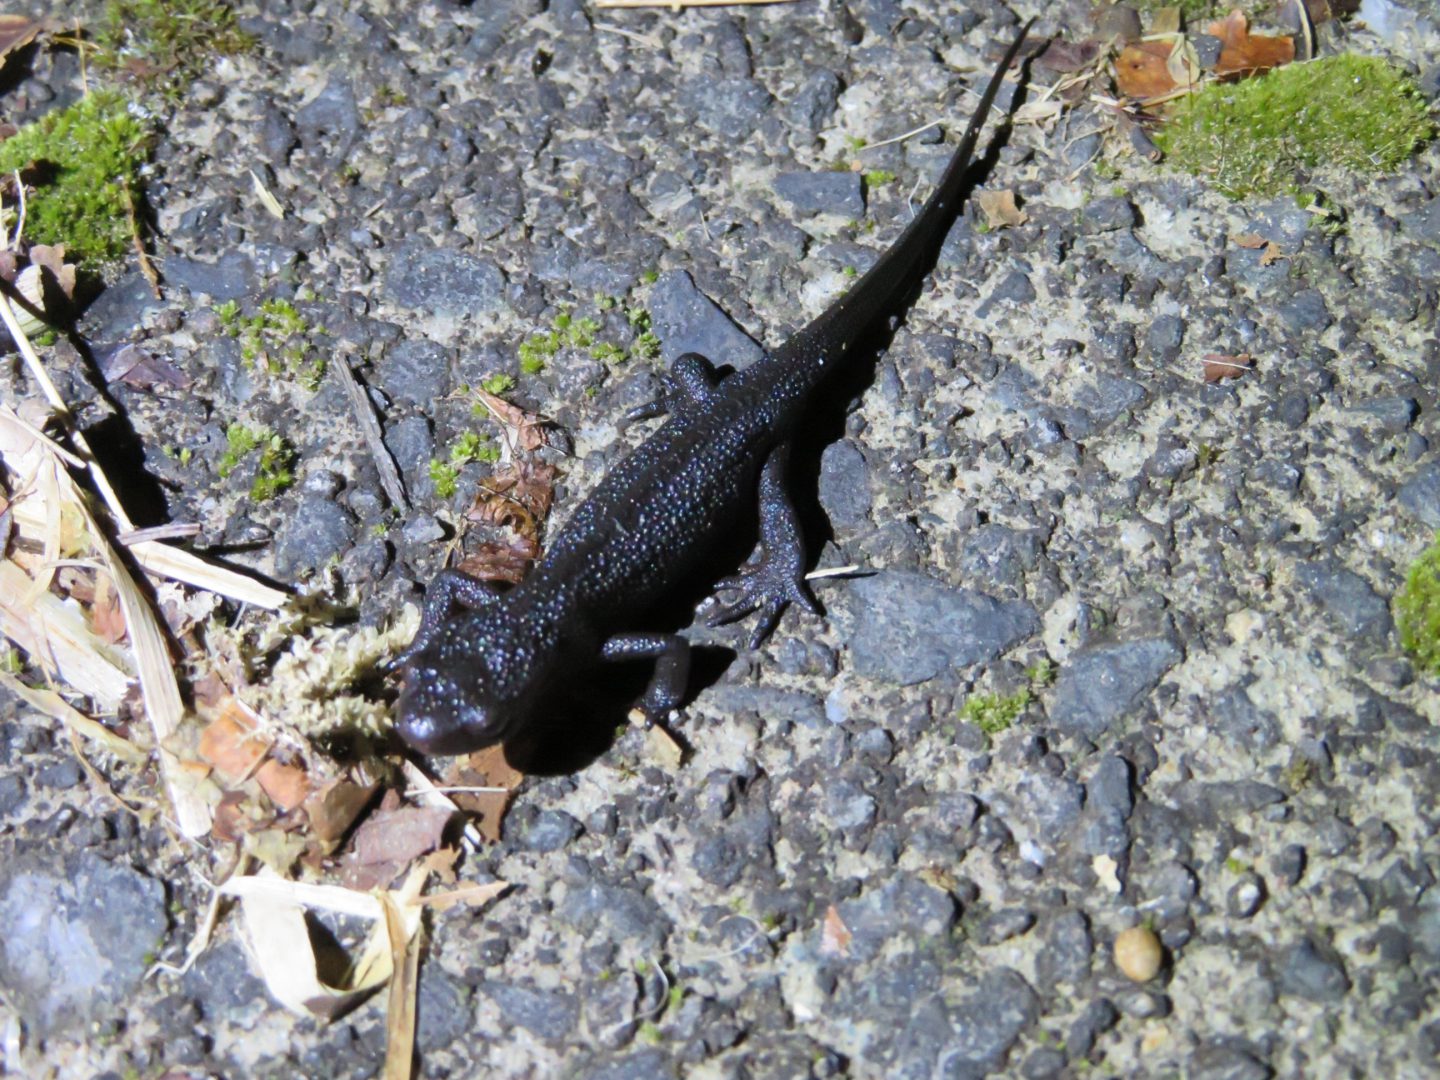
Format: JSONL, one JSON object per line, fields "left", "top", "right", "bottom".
{"left": 706, "top": 441, "right": 819, "bottom": 648}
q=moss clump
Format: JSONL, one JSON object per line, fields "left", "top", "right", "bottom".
{"left": 1158, "top": 54, "right": 1433, "bottom": 199}
{"left": 219, "top": 297, "right": 327, "bottom": 390}
{"left": 218, "top": 422, "right": 296, "bottom": 502}
{"left": 1397, "top": 536, "right": 1440, "bottom": 675}
{"left": 960, "top": 687, "right": 1032, "bottom": 737}
{"left": 95, "top": 0, "right": 256, "bottom": 97}
{"left": 0, "top": 92, "right": 149, "bottom": 265}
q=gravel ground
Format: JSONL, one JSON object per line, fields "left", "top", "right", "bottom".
{"left": 3, "top": 0, "right": 1440, "bottom": 1077}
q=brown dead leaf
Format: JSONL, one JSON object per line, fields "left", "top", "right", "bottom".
{"left": 304, "top": 776, "right": 380, "bottom": 847}
{"left": 473, "top": 389, "right": 557, "bottom": 454}
{"left": 977, "top": 189, "right": 1028, "bottom": 230}
{"left": 0, "top": 15, "right": 44, "bottom": 70}
{"left": 198, "top": 700, "right": 272, "bottom": 782}
{"left": 1150, "top": 7, "right": 1182, "bottom": 35}
{"left": 1036, "top": 38, "right": 1104, "bottom": 72}
{"left": 256, "top": 758, "right": 311, "bottom": 812}
{"left": 1202, "top": 352, "right": 1254, "bottom": 382}
{"left": 90, "top": 572, "right": 127, "bottom": 645}
{"left": 454, "top": 538, "right": 539, "bottom": 586}
{"left": 1232, "top": 233, "right": 1286, "bottom": 265}
{"left": 353, "top": 805, "right": 455, "bottom": 867}
{"left": 1232, "top": 233, "right": 1266, "bottom": 249}
{"left": 27, "top": 245, "right": 77, "bottom": 303}
{"left": 99, "top": 344, "right": 192, "bottom": 391}
{"left": 466, "top": 461, "right": 558, "bottom": 544}
{"left": 1207, "top": 10, "right": 1294, "bottom": 78}
{"left": 213, "top": 789, "right": 269, "bottom": 843}
{"left": 820, "top": 904, "right": 852, "bottom": 958}
{"left": 447, "top": 744, "right": 524, "bottom": 843}
{"left": 1115, "top": 40, "right": 1180, "bottom": 100}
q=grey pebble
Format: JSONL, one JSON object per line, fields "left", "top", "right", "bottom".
{"left": 1067, "top": 998, "right": 1119, "bottom": 1059}
{"left": 786, "top": 70, "right": 841, "bottom": 134}
{"left": 1189, "top": 1043, "right": 1274, "bottom": 1080}
{"left": 0, "top": 852, "right": 167, "bottom": 1037}
{"left": 1277, "top": 289, "right": 1332, "bottom": 334}
{"left": 1277, "top": 937, "right": 1351, "bottom": 1003}
{"left": 35, "top": 760, "right": 83, "bottom": 789}
{"left": 686, "top": 77, "right": 774, "bottom": 139}
{"left": 1227, "top": 872, "right": 1266, "bottom": 919}
{"left": 942, "top": 968, "right": 1040, "bottom": 1070}
{"left": 416, "top": 970, "right": 472, "bottom": 1052}
{"left": 524, "top": 810, "right": 582, "bottom": 853}
{"left": 1051, "top": 637, "right": 1181, "bottom": 738}
{"left": 1081, "top": 197, "right": 1137, "bottom": 233}
{"left": 295, "top": 75, "right": 360, "bottom": 144}
{"left": 975, "top": 908, "right": 1036, "bottom": 945}
{"left": 1295, "top": 562, "right": 1393, "bottom": 640}
{"left": 1037, "top": 910, "right": 1092, "bottom": 986}
{"left": 818, "top": 441, "right": 872, "bottom": 530}
{"left": 274, "top": 498, "right": 356, "bottom": 576}
{"left": 164, "top": 253, "right": 255, "bottom": 301}
{"left": 774, "top": 172, "right": 864, "bottom": 217}
{"left": 846, "top": 570, "right": 1038, "bottom": 686}
{"left": 481, "top": 981, "right": 580, "bottom": 1041}
{"left": 0, "top": 774, "right": 25, "bottom": 815}
{"left": 1398, "top": 462, "right": 1440, "bottom": 528}
{"left": 1144, "top": 314, "right": 1185, "bottom": 361}
{"left": 647, "top": 270, "right": 766, "bottom": 369}
{"left": 384, "top": 243, "right": 507, "bottom": 317}
{"left": 377, "top": 339, "right": 453, "bottom": 406}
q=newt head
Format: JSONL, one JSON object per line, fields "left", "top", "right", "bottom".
{"left": 393, "top": 610, "right": 540, "bottom": 755}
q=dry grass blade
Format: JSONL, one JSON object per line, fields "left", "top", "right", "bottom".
{"left": 381, "top": 891, "right": 420, "bottom": 1080}
{"left": 0, "top": 671, "right": 147, "bottom": 763}
{"left": 0, "top": 304, "right": 210, "bottom": 835}
{"left": 334, "top": 356, "right": 408, "bottom": 511}
{"left": 0, "top": 556, "right": 133, "bottom": 709}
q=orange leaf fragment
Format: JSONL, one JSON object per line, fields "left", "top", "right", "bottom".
{"left": 820, "top": 904, "right": 853, "bottom": 958}
{"left": 256, "top": 758, "right": 311, "bottom": 812}
{"left": 198, "top": 700, "right": 272, "bottom": 782}
{"left": 977, "top": 189, "right": 1028, "bottom": 230}
{"left": 1207, "top": 10, "right": 1294, "bottom": 79}
{"left": 1202, "top": 352, "right": 1254, "bottom": 383}
{"left": 447, "top": 744, "right": 524, "bottom": 843}
{"left": 1115, "top": 40, "right": 1180, "bottom": 100}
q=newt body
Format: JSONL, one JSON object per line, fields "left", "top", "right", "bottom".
{"left": 395, "top": 24, "right": 1033, "bottom": 754}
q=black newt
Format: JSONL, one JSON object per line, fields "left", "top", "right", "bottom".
{"left": 394, "top": 21, "right": 1034, "bottom": 755}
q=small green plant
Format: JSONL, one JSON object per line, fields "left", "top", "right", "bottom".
{"left": 218, "top": 422, "right": 296, "bottom": 501}
{"left": 221, "top": 297, "right": 327, "bottom": 390}
{"left": 94, "top": 0, "right": 256, "bottom": 97}
{"left": 638, "top": 1021, "right": 664, "bottom": 1045}
{"left": 1397, "top": 535, "right": 1440, "bottom": 675}
{"left": 428, "top": 459, "right": 461, "bottom": 498}
{"left": 1157, "top": 54, "right": 1432, "bottom": 199}
{"left": 1025, "top": 658, "right": 1056, "bottom": 687}
{"left": 592, "top": 341, "right": 626, "bottom": 365}
{"left": 863, "top": 169, "right": 897, "bottom": 188}
{"left": 841, "top": 265, "right": 858, "bottom": 278}
{"left": 960, "top": 688, "right": 1031, "bottom": 738}
{"left": 481, "top": 372, "right": 516, "bottom": 395}
{"left": 0, "top": 92, "right": 149, "bottom": 265}
{"left": 640, "top": 269, "right": 659, "bottom": 285}
{"left": 214, "top": 299, "right": 242, "bottom": 329}
{"left": 428, "top": 430, "right": 500, "bottom": 497}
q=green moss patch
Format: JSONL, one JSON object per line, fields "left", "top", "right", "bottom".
{"left": 1397, "top": 536, "right": 1440, "bottom": 675}
{"left": 96, "top": 0, "right": 255, "bottom": 97}
{"left": 0, "top": 91, "right": 149, "bottom": 265}
{"left": 1158, "top": 54, "right": 1432, "bottom": 199}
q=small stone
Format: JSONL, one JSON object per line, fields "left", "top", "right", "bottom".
{"left": 1277, "top": 937, "right": 1350, "bottom": 1002}
{"left": 1051, "top": 637, "right": 1181, "bottom": 738}
{"left": 384, "top": 243, "right": 507, "bottom": 317}
{"left": 1114, "top": 925, "right": 1164, "bottom": 982}
{"left": 1227, "top": 873, "right": 1266, "bottom": 919}
{"left": 846, "top": 571, "right": 1038, "bottom": 686}
{"left": 648, "top": 270, "right": 765, "bottom": 369}
{"left": 774, "top": 172, "right": 864, "bottom": 217}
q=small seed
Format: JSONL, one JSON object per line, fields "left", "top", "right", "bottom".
{"left": 1114, "top": 925, "right": 1164, "bottom": 982}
